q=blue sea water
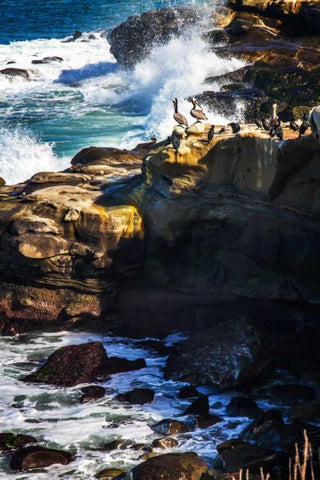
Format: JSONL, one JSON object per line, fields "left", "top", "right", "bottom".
{"left": 0, "top": 0, "right": 244, "bottom": 184}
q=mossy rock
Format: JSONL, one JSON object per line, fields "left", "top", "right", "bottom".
{"left": 0, "top": 432, "right": 37, "bottom": 451}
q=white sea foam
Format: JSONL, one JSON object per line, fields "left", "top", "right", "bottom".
{"left": 0, "top": 127, "right": 68, "bottom": 184}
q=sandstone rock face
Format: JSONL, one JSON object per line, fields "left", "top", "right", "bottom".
{"left": 108, "top": 7, "right": 201, "bottom": 66}
{"left": 130, "top": 452, "right": 207, "bottom": 480}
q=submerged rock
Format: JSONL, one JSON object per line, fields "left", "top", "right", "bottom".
{"left": 0, "top": 433, "right": 37, "bottom": 452}
{"left": 96, "top": 468, "right": 126, "bottom": 479}
{"left": 183, "top": 395, "right": 209, "bottom": 415}
{"left": 226, "top": 396, "right": 262, "bottom": 418}
{"left": 97, "top": 357, "right": 146, "bottom": 377}
{"left": 79, "top": 385, "right": 106, "bottom": 403}
{"left": 10, "top": 446, "right": 72, "bottom": 471}
{"left": 130, "top": 452, "right": 207, "bottom": 480}
{"left": 116, "top": 388, "right": 155, "bottom": 405}
{"left": 177, "top": 385, "right": 199, "bottom": 399}
{"left": 0, "top": 68, "right": 30, "bottom": 80}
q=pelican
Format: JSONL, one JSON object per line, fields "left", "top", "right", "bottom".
{"left": 275, "top": 119, "right": 283, "bottom": 141}
{"left": 190, "top": 97, "right": 208, "bottom": 122}
{"left": 262, "top": 118, "right": 270, "bottom": 131}
{"left": 269, "top": 103, "right": 279, "bottom": 129}
{"left": 172, "top": 98, "right": 188, "bottom": 127}
{"left": 254, "top": 118, "right": 263, "bottom": 130}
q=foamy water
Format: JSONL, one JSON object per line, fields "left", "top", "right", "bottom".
{"left": 0, "top": 4, "right": 246, "bottom": 185}
{"left": 0, "top": 330, "right": 257, "bottom": 479}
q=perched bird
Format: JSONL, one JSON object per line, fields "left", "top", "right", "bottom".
{"left": 275, "top": 119, "right": 283, "bottom": 141}
{"left": 190, "top": 97, "right": 208, "bottom": 122}
{"left": 299, "top": 114, "right": 310, "bottom": 138}
{"left": 228, "top": 122, "right": 241, "bottom": 134}
{"left": 171, "top": 131, "right": 181, "bottom": 152}
{"left": 262, "top": 118, "right": 270, "bottom": 131}
{"left": 172, "top": 98, "right": 188, "bottom": 127}
{"left": 254, "top": 118, "right": 263, "bottom": 130}
{"left": 289, "top": 120, "right": 299, "bottom": 132}
{"left": 207, "top": 124, "right": 215, "bottom": 143}
{"left": 269, "top": 103, "right": 279, "bottom": 129}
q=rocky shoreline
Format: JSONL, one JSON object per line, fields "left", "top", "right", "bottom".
{"left": 1, "top": 0, "right": 320, "bottom": 478}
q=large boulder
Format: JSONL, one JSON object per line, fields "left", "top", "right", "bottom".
{"left": 130, "top": 452, "right": 207, "bottom": 480}
{"left": 108, "top": 6, "right": 201, "bottom": 66}
{"left": 10, "top": 446, "right": 72, "bottom": 471}
{"left": 23, "top": 341, "right": 108, "bottom": 386}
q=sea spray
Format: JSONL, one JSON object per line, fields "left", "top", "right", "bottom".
{"left": 0, "top": 126, "right": 67, "bottom": 184}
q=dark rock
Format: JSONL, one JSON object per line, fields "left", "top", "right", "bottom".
{"left": 289, "top": 401, "right": 320, "bottom": 422}
{"left": 151, "top": 419, "right": 192, "bottom": 436}
{"left": 10, "top": 446, "right": 72, "bottom": 471}
{"left": 0, "top": 68, "right": 30, "bottom": 80}
{"left": 177, "top": 385, "right": 199, "bottom": 399}
{"left": 79, "top": 385, "right": 106, "bottom": 403}
{"left": 116, "top": 388, "right": 155, "bottom": 405}
{"left": 214, "top": 439, "right": 284, "bottom": 474}
{"left": 130, "top": 452, "right": 207, "bottom": 480}
{"left": 226, "top": 396, "right": 262, "bottom": 418}
{"left": 98, "top": 357, "right": 146, "bottom": 377}
{"left": 23, "top": 342, "right": 108, "bottom": 387}
{"left": 73, "top": 30, "right": 82, "bottom": 40}
{"left": 96, "top": 468, "right": 126, "bottom": 479}
{"left": 100, "top": 439, "right": 133, "bottom": 451}
{"left": 108, "top": 6, "right": 201, "bottom": 66}
{"left": 152, "top": 437, "right": 179, "bottom": 449}
{"left": 165, "top": 318, "right": 270, "bottom": 389}
{"left": 0, "top": 433, "right": 37, "bottom": 452}
{"left": 242, "top": 409, "right": 285, "bottom": 449}
{"left": 32, "top": 56, "right": 63, "bottom": 65}
{"left": 183, "top": 395, "right": 209, "bottom": 415}
{"left": 264, "top": 384, "right": 316, "bottom": 404}
{"left": 195, "top": 414, "right": 222, "bottom": 429}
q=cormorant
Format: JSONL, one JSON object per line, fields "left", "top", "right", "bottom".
{"left": 207, "top": 125, "right": 215, "bottom": 143}
{"left": 262, "top": 118, "right": 270, "bottom": 131}
{"left": 228, "top": 122, "right": 241, "bottom": 134}
{"left": 299, "top": 114, "right": 310, "bottom": 138}
{"left": 289, "top": 120, "right": 299, "bottom": 132}
{"left": 172, "top": 98, "right": 188, "bottom": 127}
{"left": 254, "top": 118, "right": 263, "bottom": 130}
{"left": 275, "top": 119, "right": 283, "bottom": 141}
{"left": 190, "top": 97, "right": 208, "bottom": 122}
{"left": 171, "top": 131, "right": 181, "bottom": 151}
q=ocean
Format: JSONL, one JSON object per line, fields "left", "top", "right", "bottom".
{"left": 0, "top": 2, "right": 254, "bottom": 478}
{"left": 0, "top": 0, "right": 245, "bottom": 184}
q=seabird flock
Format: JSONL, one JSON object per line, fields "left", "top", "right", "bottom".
{"left": 171, "top": 98, "right": 311, "bottom": 152}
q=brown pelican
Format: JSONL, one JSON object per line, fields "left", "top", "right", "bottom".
{"left": 269, "top": 103, "right": 279, "bottom": 129}
{"left": 254, "top": 118, "right": 263, "bottom": 130}
{"left": 190, "top": 97, "right": 208, "bottom": 122}
{"left": 172, "top": 98, "right": 188, "bottom": 127}
{"left": 207, "top": 124, "right": 215, "bottom": 143}
{"left": 262, "top": 118, "right": 270, "bottom": 131}
{"left": 228, "top": 122, "right": 241, "bottom": 134}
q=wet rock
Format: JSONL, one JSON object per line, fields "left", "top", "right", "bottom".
{"left": 214, "top": 439, "right": 284, "bottom": 474}
{"left": 165, "top": 318, "right": 270, "bottom": 389}
{"left": 177, "top": 385, "right": 199, "bottom": 399}
{"left": 100, "top": 439, "right": 133, "bottom": 451}
{"left": 183, "top": 395, "right": 209, "bottom": 415}
{"left": 32, "top": 56, "right": 63, "bottom": 64}
{"left": 116, "top": 388, "right": 155, "bottom": 405}
{"left": 10, "top": 446, "right": 72, "bottom": 471}
{"left": 73, "top": 30, "right": 82, "bottom": 40}
{"left": 96, "top": 468, "right": 126, "bottom": 479}
{"left": 289, "top": 401, "right": 320, "bottom": 422}
{"left": 79, "top": 385, "right": 106, "bottom": 403}
{"left": 0, "top": 68, "right": 30, "bottom": 80}
{"left": 152, "top": 437, "right": 179, "bottom": 449}
{"left": 108, "top": 7, "right": 201, "bottom": 66}
{"left": 264, "top": 384, "right": 316, "bottom": 404}
{"left": 226, "top": 396, "right": 262, "bottom": 418}
{"left": 195, "top": 414, "right": 222, "bottom": 429}
{"left": 23, "top": 341, "right": 108, "bottom": 387}
{"left": 152, "top": 419, "right": 192, "bottom": 436}
{"left": 0, "top": 433, "right": 37, "bottom": 452}
{"left": 97, "top": 357, "right": 146, "bottom": 377}
{"left": 130, "top": 452, "right": 207, "bottom": 480}
{"left": 242, "top": 409, "right": 285, "bottom": 448}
